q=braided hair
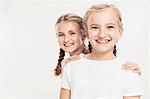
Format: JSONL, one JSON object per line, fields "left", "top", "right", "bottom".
{"left": 88, "top": 41, "right": 92, "bottom": 53}
{"left": 54, "top": 48, "right": 65, "bottom": 76}
{"left": 113, "top": 45, "right": 117, "bottom": 56}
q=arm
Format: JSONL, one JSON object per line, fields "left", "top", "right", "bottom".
{"left": 123, "top": 96, "right": 140, "bottom": 99}
{"left": 123, "top": 71, "right": 143, "bottom": 99}
{"left": 60, "top": 88, "right": 71, "bottom": 99}
{"left": 60, "top": 62, "right": 71, "bottom": 99}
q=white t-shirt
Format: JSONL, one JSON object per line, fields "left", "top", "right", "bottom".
{"left": 61, "top": 55, "right": 143, "bottom": 99}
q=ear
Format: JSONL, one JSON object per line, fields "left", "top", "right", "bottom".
{"left": 82, "top": 32, "right": 88, "bottom": 40}
{"left": 84, "top": 32, "right": 89, "bottom": 39}
{"left": 119, "top": 26, "right": 123, "bottom": 38}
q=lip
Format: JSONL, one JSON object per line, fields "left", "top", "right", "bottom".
{"left": 64, "top": 43, "right": 74, "bottom": 47}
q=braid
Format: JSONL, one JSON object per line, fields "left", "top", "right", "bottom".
{"left": 113, "top": 45, "right": 117, "bottom": 56}
{"left": 54, "top": 48, "right": 65, "bottom": 76}
{"left": 88, "top": 41, "right": 92, "bottom": 53}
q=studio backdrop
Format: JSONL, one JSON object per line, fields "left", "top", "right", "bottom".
{"left": 0, "top": 0, "right": 149, "bottom": 99}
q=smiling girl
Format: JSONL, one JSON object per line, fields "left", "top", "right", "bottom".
{"left": 59, "top": 4, "right": 143, "bottom": 99}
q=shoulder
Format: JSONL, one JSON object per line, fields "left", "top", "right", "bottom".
{"left": 63, "top": 56, "right": 85, "bottom": 70}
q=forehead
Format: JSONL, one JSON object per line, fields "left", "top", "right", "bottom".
{"left": 87, "top": 8, "right": 119, "bottom": 24}
{"left": 56, "top": 21, "right": 80, "bottom": 31}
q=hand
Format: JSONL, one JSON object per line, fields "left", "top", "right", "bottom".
{"left": 61, "top": 55, "right": 80, "bottom": 68}
{"left": 67, "top": 55, "right": 81, "bottom": 61}
{"left": 122, "top": 61, "right": 141, "bottom": 75}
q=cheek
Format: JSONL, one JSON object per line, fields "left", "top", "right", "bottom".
{"left": 58, "top": 38, "right": 63, "bottom": 45}
{"left": 76, "top": 38, "right": 83, "bottom": 45}
{"left": 74, "top": 35, "right": 82, "bottom": 41}
{"left": 112, "top": 32, "right": 121, "bottom": 39}
{"left": 88, "top": 33, "right": 95, "bottom": 40}
{"left": 88, "top": 30, "right": 98, "bottom": 37}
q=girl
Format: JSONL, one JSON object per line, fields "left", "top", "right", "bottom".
{"left": 54, "top": 13, "right": 141, "bottom": 76}
{"left": 60, "top": 4, "right": 143, "bottom": 99}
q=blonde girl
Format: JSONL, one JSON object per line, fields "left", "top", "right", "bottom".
{"left": 60, "top": 4, "right": 143, "bottom": 99}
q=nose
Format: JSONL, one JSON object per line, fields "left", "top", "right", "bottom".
{"left": 64, "top": 35, "right": 70, "bottom": 42}
{"left": 98, "top": 28, "right": 107, "bottom": 37}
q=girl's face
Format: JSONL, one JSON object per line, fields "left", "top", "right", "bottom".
{"left": 56, "top": 21, "right": 84, "bottom": 55}
{"left": 87, "top": 8, "right": 123, "bottom": 56}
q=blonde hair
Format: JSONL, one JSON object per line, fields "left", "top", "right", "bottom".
{"left": 83, "top": 4, "right": 123, "bottom": 29}
{"left": 56, "top": 13, "right": 86, "bottom": 34}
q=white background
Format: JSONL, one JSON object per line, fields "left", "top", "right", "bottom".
{"left": 0, "top": 0, "right": 149, "bottom": 99}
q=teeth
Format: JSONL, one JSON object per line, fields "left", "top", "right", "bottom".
{"left": 96, "top": 39, "right": 110, "bottom": 43}
{"left": 64, "top": 43, "right": 73, "bottom": 47}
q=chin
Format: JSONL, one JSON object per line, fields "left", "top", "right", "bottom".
{"left": 65, "top": 49, "right": 75, "bottom": 53}
{"left": 94, "top": 47, "right": 113, "bottom": 53}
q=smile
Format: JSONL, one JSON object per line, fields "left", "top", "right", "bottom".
{"left": 64, "top": 43, "right": 74, "bottom": 47}
{"left": 95, "top": 39, "right": 111, "bottom": 44}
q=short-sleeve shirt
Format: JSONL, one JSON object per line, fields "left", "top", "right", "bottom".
{"left": 61, "top": 55, "right": 143, "bottom": 99}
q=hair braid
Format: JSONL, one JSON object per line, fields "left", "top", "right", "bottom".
{"left": 54, "top": 48, "right": 65, "bottom": 76}
{"left": 113, "top": 45, "right": 117, "bottom": 56}
{"left": 88, "top": 41, "right": 92, "bottom": 53}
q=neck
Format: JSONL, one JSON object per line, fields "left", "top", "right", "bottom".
{"left": 69, "top": 45, "right": 84, "bottom": 56}
{"left": 86, "top": 50, "right": 116, "bottom": 60}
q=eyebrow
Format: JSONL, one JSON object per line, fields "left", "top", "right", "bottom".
{"left": 68, "top": 30, "right": 74, "bottom": 33}
{"left": 57, "top": 32, "right": 63, "bottom": 35}
{"left": 57, "top": 30, "right": 74, "bottom": 35}
{"left": 90, "top": 24, "right": 99, "bottom": 27}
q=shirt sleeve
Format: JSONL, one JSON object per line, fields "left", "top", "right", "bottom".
{"left": 60, "top": 64, "right": 71, "bottom": 90}
{"left": 123, "top": 72, "right": 143, "bottom": 96}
